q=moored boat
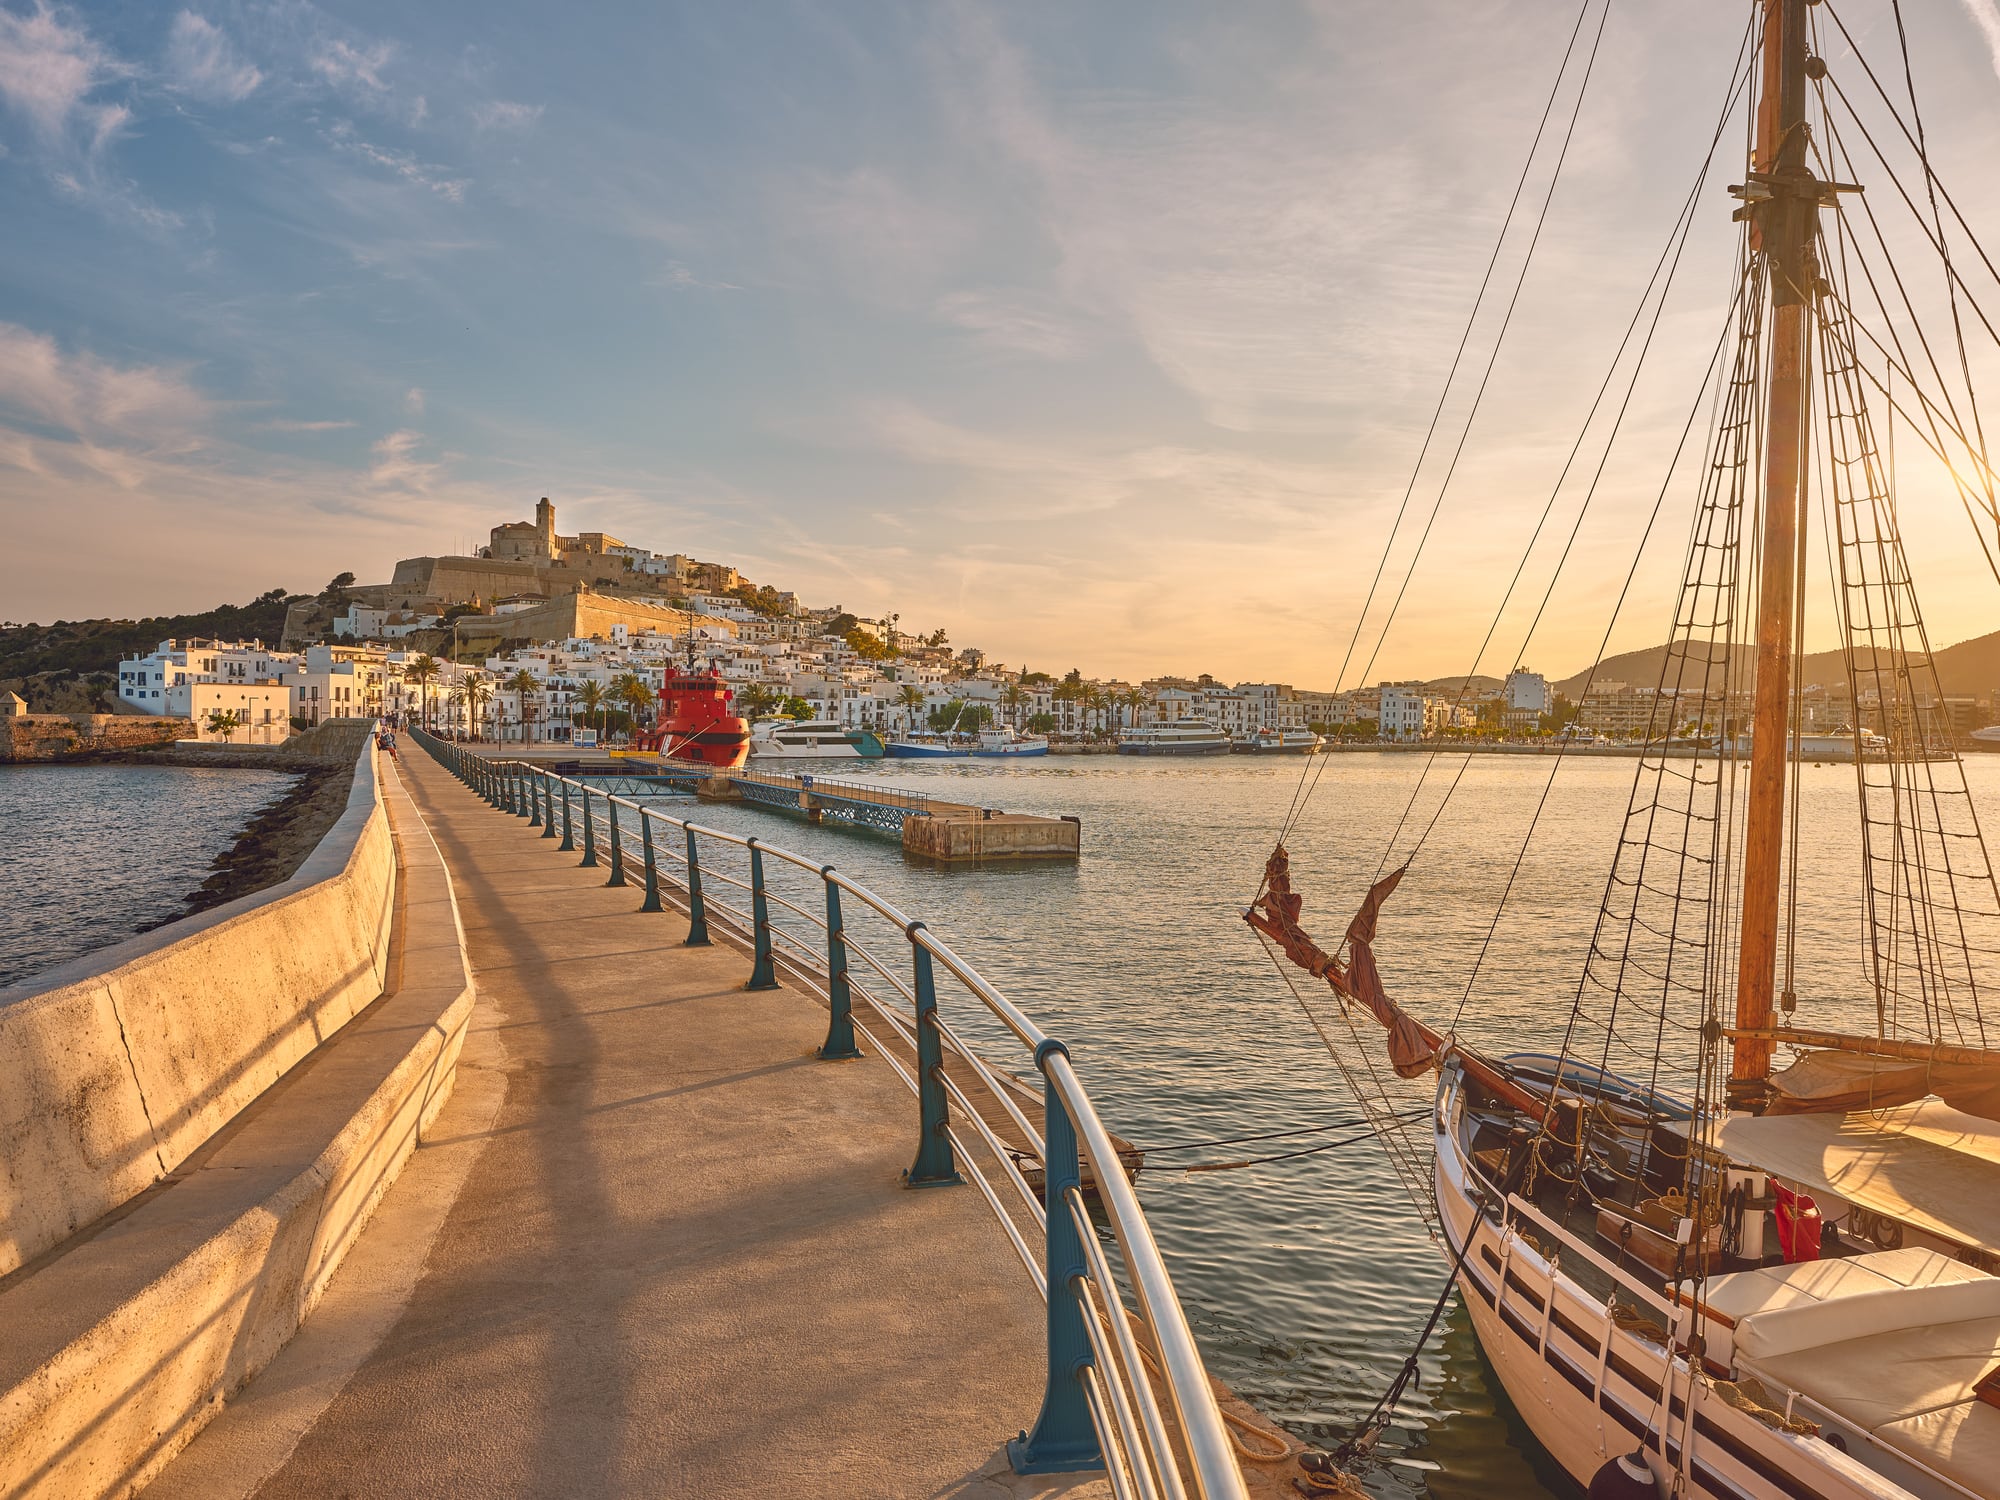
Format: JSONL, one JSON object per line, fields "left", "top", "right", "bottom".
{"left": 884, "top": 732, "right": 973, "bottom": 758}
{"left": 969, "top": 726, "right": 1049, "bottom": 758}
{"left": 627, "top": 666, "right": 749, "bottom": 769}
{"left": 1253, "top": 5, "right": 2000, "bottom": 1497}
{"left": 749, "top": 718, "right": 885, "bottom": 759}
{"left": 1230, "top": 727, "right": 1322, "bottom": 754}
{"left": 1116, "top": 718, "right": 1230, "bottom": 756}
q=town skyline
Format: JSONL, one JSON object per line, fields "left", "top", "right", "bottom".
{"left": 6, "top": 3, "right": 2000, "bottom": 682}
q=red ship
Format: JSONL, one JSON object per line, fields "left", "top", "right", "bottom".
{"left": 631, "top": 666, "right": 750, "bottom": 769}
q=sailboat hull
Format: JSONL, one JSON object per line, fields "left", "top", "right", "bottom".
{"left": 1431, "top": 1067, "right": 1945, "bottom": 1500}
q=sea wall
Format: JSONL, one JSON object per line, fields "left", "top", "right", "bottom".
{"left": 1, "top": 714, "right": 191, "bottom": 762}
{"left": 0, "top": 740, "right": 394, "bottom": 1277}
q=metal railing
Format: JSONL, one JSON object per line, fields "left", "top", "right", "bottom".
{"left": 411, "top": 730, "right": 1245, "bottom": 1500}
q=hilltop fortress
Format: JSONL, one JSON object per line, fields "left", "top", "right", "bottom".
{"left": 287, "top": 498, "right": 763, "bottom": 649}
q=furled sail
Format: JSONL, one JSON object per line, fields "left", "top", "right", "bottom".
{"left": 1246, "top": 848, "right": 1437, "bottom": 1078}
{"left": 1764, "top": 1048, "right": 2000, "bottom": 1121}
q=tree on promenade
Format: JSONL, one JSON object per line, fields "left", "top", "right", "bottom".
{"left": 406, "top": 654, "right": 439, "bottom": 729}
{"left": 505, "top": 669, "right": 540, "bottom": 742}
{"left": 204, "top": 709, "right": 241, "bottom": 743}
{"left": 613, "top": 673, "right": 654, "bottom": 731}
{"left": 1001, "top": 683, "right": 1024, "bottom": 728}
{"left": 577, "top": 680, "right": 605, "bottom": 737}
{"left": 897, "top": 683, "right": 924, "bottom": 730}
{"left": 454, "top": 677, "right": 491, "bottom": 740}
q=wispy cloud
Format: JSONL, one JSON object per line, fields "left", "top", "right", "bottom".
{"left": 310, "top": 36, "right": 392, "bottom": 95}
{"left": 325, "top": 120, "right": 468, "bottom": 201}
{"left": 650, "top": 260, "right": 742, "bottom": 292}
{"left": 164, "top": 11, "right": 260, "bottom": 103}
{"left": 263, "top": 416, "right": 354, "bottom": 431}
{"left": 1959, "top": 0, "right": 2000, "bottom": 82}
{"left": 471, "top": 98, "right": 540, "bottom": 131}
{"left": 368, "top": 427, "right": 438, "bottom": 490}
{"left": 0, "top": 321, "right": 208, "bottom": 446}
{"left": 0, "top": 0, "right": 126, "bottom": 143}
{"left": 934, "top": 289, "right": 1084, "bottom": 359}
{"left": 403, "top": 385, "right": 424, "bottom": 415}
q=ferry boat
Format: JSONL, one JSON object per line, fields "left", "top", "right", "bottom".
{"left": 624, "top": 666, "right": 749, "bottom": 769}
{"left": 1115, "top": 718, "right": 1230, "bottom": 756}
{"left": 1230, "top": 727, "right": 1322, "bottom": 755}
{"left": 749, "top": 718, "right": 885, "bottom": 759}
{"left": 969, "top": 726, "right": 1049, "bottom": 758}
{"left": 1255, "top": 6, "right": 2000, "bottom": 1498}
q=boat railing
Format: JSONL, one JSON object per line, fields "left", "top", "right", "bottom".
{"left": 408, "top": 730, "right": 1246, "bottom": 1500}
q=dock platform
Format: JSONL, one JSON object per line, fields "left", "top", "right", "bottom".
{"left": 513, "top": 752, "right": 1082, "bottom": 863}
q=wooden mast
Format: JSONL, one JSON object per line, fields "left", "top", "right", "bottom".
{"left": 1731, "top": 0, "right": 1818, "bottom": 1103}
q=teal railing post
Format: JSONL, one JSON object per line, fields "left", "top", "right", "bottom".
{"left": 1008, "top": 1040, "right": 1101, "bottom": 1474}
{"left": 817, "top": 872, "right": 861, "bottom": 1060}
{"left": 529, "top": 769, "right": 544, "bottom": 827}
{"left": 606, "top": 799, "right": 627, "bottom": 887}
{"left": 745, "top": 842, "right": 778, "bottom": 990}
{"left": 903, "top": 924, "right": 962, "bottom": 1188}
{"left": 684, "top": 828, "right": 711, "bottom": 946}
{"left": 579, "top": 786, "right": 598, "bottom": 867}
{"left": 516, "top": 765, "right": 532, "bottom": 818}
{"left": 559, "top": 781, "right": 575, "bottom": 851}
{"left": 541, "top": 772, "right": 558, "bottom": 838}
{"left": 639, "top": 812, "right": 663, "bottom": 911}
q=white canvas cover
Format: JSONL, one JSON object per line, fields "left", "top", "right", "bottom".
{"left": 1714, "top": 1099, "right": 2000, "bottom": 1253}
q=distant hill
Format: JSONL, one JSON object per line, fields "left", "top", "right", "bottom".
{"left": 0, "top": 588, "right": 305, "bottom": 712}
{"left": 1551, "top": 628, "right": 2000, "bottom": 700}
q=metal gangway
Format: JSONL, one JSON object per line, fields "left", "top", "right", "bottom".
{"left": 412, "top": 729, "right": 1247, "bottom": 1500}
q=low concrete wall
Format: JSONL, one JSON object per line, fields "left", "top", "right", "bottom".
{"left": 0, "top": 763, "right": 475, "bottom": 1499}
{"left": 901, "top": 812, "right": 1081, "bottom": 863}
{"left": 0, "top": 742, "right": 393, "bottom": 1278}
{"left": 1, "top": 715, "right": 191, "bottom": 762}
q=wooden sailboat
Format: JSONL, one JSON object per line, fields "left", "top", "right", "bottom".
{"left": 1255, "top": 4, "right": 2000, "bottom": 1496}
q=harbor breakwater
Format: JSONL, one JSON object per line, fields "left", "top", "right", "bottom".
{"left": 0, "top": 741, "right": 475, "bottom": 1499}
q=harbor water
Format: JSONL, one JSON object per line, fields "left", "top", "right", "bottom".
{"left": 0, "top": 764, "right": 294, "bottom": 990}
{"left": 633, "top": 750, "right": 2000, "bottom": 1498}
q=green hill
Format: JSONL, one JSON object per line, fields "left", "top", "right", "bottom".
{"left": 0, "top": 588, "right": 305, "bottom": 712}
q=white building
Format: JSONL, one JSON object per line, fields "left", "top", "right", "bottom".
{"left": 1505, "top": 667, "right": 1553, "bottom": 716}
{"left": 1378, "top": 685, "right": 1429, "bottom": 739}
{"left": 185, "top": 682, "right": 291, "bottom": 744}
{"left": 117, "top": 639, "right": 299, "bottom": 716}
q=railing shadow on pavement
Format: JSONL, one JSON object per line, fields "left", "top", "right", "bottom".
{"left": 407, "top": 728, "right": 1247, "bottom": 1500}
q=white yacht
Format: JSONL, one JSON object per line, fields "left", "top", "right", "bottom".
{"left": 748, "top": 719, "right": 884, "bottom": 759}
{"left": 1115, "top": 718, "right": 1230, "bottom": 756}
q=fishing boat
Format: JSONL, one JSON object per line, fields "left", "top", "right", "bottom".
{"left": 1116, "top": 718, "right": 1231, "bottom": 756}
{"left": 885, "top": 732, "right": 974, "bottom": 758}
{"left": 623, "top": 665, "right": 748, "bottom": 769}
{"left": 1255, "top": 6, "right": 2000, "bottom": 1498}
{"left": 749, "top": 718, "right": 885, "bottom": 759}
{"left": 1231, "top": 727, "right": 1323, "bottom": 755}
{"left": 969, "top": 726, "right": 1050, "bottom": 758}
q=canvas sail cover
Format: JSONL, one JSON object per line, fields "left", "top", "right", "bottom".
{"left": 1246, "top": 848, "right": 1438, "bottom": 1078}
{"left": 1766, "top": 1048, "right": 2000, "bottom": 1120}
{"left": 1713, "top": 1099, "right": 2000, "bottom": 1255}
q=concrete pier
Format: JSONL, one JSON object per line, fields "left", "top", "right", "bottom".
{"left": 143, "top": 747, "right": 1104, "bottom": 1499}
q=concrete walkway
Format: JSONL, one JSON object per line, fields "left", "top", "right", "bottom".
{"left": 148, "top": 749, "right": 1101, "bottom": 1500}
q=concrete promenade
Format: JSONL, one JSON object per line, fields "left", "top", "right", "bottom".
{"left": 148, "top": 747, "right": 1102, "bottom": 1499}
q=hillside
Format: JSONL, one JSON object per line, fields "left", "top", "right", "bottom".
{"left": 0, "top": 588, "right": 304, "bottom": 712}
{"left": 1551, "top": 628, "right": 2000, "bottom": 700}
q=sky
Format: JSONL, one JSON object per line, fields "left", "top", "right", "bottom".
{"left": 3, "top": 0, "right": 2000, "bottom": 686}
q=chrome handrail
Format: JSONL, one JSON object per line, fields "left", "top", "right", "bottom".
{"left": 412, "top": 733, "right": 1246, "bottom": 1500}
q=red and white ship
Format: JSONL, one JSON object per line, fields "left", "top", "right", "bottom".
{"left": 627, "top": 666, "right": 749, "bottom": 769}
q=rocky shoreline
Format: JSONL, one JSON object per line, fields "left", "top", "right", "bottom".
{"left": 113, "top": 747, "right": 361, "bottom": 928}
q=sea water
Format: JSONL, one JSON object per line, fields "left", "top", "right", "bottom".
{"left": 632, "top": 750, "right": 2000, "bottom": 1498}
{"left": 0, "top": 763, "right": 293, "bottom": 990}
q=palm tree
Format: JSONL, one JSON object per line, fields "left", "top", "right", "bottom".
{"left": 1001, "top": 683, "right": 1024, "bottom": 729}
{"left": 737, "top": 683, "right": 779, "bottom": 720}
{"left": 506, "top": 669, "right": 540, "bottom": 742}
{"left": 897, "top": 683, "right": 924, "bottom": 731}
{"left": 405, "top": 654, "right": 439, "bottom": 730}
{"left": 613, "top": 672, "right": 654, "bottom": 737}
{"left": 577, "top": 680, "right": 606, "bottom": 738}
{"left": 453, "top": 677, "right": 492, "bottom": 740}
